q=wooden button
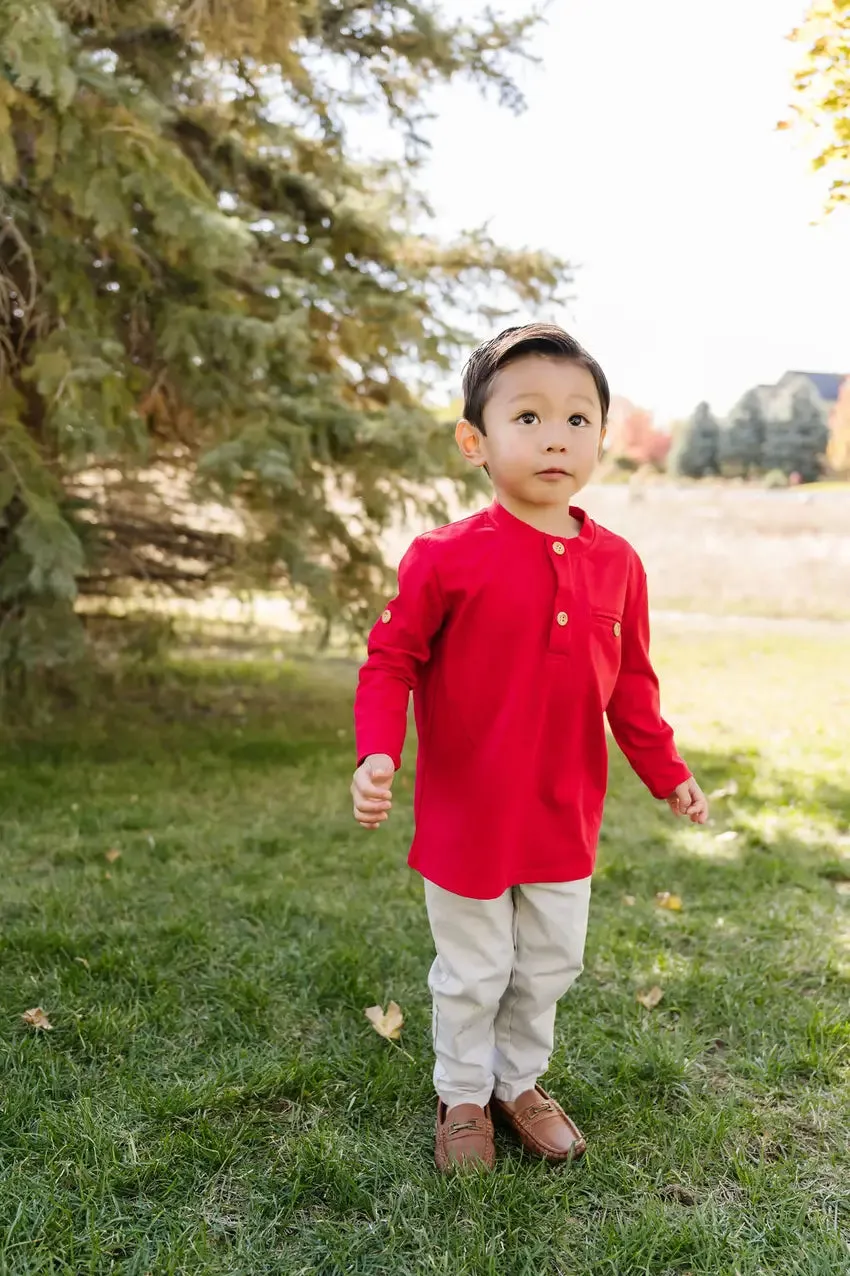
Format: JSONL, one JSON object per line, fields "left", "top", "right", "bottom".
{"left": 557, "top": 611, "right": 569, "bottom": 627}
{"left": 381, "top": 609, "right": 392, "bottom": 624}
{"left": 613, "top": 621, "right": 621, "bottom": 636}
{"left": 552, "top": 541, "right": 565, "bottom": 555}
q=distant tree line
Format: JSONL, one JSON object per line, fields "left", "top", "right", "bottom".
{"left": 670, "top": 382, "right": 833, "bottom": 484}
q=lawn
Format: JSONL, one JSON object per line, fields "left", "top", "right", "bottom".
{"left": 1, "top": 627, "right": 848, "bottom": 1275}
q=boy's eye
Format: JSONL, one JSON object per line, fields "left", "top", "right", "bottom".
{"left": 517, "top": 411, "right": 538, "bottom": 425}
{"left": 569, "top": 414, "right": 590, "bottom": 428}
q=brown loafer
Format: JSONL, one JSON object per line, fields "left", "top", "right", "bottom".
{"left": 491, "top": 1084, "right": 586, "bottom": 1163}
{"left": 434, "top": 1100, "right": 496, "bottom": 1173}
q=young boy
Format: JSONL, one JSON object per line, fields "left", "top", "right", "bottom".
{"left": 351, "top": 323, "right": 709, "bottom": 1173}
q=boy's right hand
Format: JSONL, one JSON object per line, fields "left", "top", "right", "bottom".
{"left": 351, "top": 754, "right": 395, "bottom": 829}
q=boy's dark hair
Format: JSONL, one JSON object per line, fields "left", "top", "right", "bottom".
{"left": 462, "top": 323, "right": 610, "bottom": 432}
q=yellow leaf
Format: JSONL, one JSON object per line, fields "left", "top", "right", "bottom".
{"left": 636, "top": 986, "right": 664, "bottom": 1010}
{"left": 22, "top": 1007, "right": 53, "bottom": 1030}
{"left": 105, "top": 848, "right": 121, "bottom": 863}
{"left": 622, "top": 894, "right": 636, "bottom": 906}
{"left": 364, "top": 1001, "right": 404, "bottom": 1040}
{"left": 74, "top": 956, "right": 90, "bottom": 969}
{"left": 655, "top": 892, "right": 683, "bottom": 911}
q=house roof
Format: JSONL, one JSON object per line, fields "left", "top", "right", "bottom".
{"left": 780, "top": 371, "right": 846, "bottom": 402}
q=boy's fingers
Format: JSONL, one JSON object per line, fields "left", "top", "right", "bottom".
{"left": 354, "top": 803, "right": 387, "bottom": 819}
{"left": 356, "top": 798, "right": 391, "bottom": 812}
{"left": 357, "top": 785, "right": 392, "bottom": 802}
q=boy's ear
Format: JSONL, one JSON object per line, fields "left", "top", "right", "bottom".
{"left": 455, "top": 418, "right": 487, "bottom": 468}
{"left": 597, "top": 424, "right": 607, "bottom": 462}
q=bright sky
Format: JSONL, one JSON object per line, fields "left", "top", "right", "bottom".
{"left": 359, "top": 0, "right": 849, "bottom": 423}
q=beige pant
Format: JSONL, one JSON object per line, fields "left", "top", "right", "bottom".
{"left": 424, "top": 877, "right": 592, "bottom": 1108}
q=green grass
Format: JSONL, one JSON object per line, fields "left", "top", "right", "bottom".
{"left": 1, "top": 631, "right": 849, "bottom": 1275}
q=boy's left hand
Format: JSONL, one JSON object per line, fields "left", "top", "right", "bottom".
{"left": 666, "top": 777, "right": 709, "bottom": 824}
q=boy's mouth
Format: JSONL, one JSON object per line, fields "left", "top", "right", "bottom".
{"left": 536, "top": 467, "right": 571, "bottom": 478}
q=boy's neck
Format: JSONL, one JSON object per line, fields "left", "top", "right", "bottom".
{"left": 495, "top": 491, "right": 583, "bottom": 538}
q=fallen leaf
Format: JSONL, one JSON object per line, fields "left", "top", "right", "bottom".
{"left": 655, "top": 892, "right": 683, "bottom": 911}
{"left": 22, "top": 1007, "right": 53, "bottom": 1031}
{"left": 835, "top": 881, "right": 850, "bottom": 896}
{"left": 104, "top": 872, "right": 112, "bottom": 880}
{"left": 364, "top": 1001, "right": 404, "bottom": 1041}
{"left": 714, "top": 830, "right": 739, "bottom": 843}
{"left": 636, "top": 986, "right": 664, "bottom": 1010}
{"left": 105, "top": 848, "right": 121, "bottom": 864}
{"left": 622, "top": 894, "right": 636, "bottom": 907}
{"left": 659, "top": 1183, "right": 696, "bottom": 1206}
{"left": 74, "top": 957, "right": 90, "bottom": 970}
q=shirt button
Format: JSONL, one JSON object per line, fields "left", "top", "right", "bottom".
{"left": 613, "top": 621, "right": 621, "bottom": 636}
{"left": 381, "top": 609, "right": 392, "bottom": 624}
{"left": 552, "top": 541, "right": 565, "bottom": 555}
{"left": 556, "top": 611, "right": 569, "bottom": 627}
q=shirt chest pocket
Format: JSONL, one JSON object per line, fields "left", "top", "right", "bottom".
{"left": 591, "top": 610, "right": 623, "bottom": 705}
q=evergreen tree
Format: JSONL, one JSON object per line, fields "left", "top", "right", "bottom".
{"left": 719, "top": 388, "right": 767, "bottom": 478}
{"left": 761, "top": 381, "right": 829, "bottom": 483}
{"left": 0, "top": 1, "right": 566, "bottom": 674}
{"left": 670, "top": 402, "right": 720, "bottom": 479}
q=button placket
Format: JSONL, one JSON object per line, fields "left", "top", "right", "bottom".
{"left": 548, "top": 538, "right": 573, "bottom": 651}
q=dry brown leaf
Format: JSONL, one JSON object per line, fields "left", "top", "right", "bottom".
{"left": 105, "top": 848, "right": 121, "bottom": 864}
{"left": 636, "top": 986, "right": 664, "bottom": 1010}
{"left": 655, "top": 892, "right": 683, "bottom": 912}
{"left": 364, "top": 1001, "right": 404, "bottom": 1040}
{"left": 22, "top": 1007, "right": 53, "bottom": 1030}
{"left": 622, "top": 894, "right": 636, "bottom": 906}
{"left": 74, "top": 957, "right": 90, "bottom": 970}
{"left": 659, "top": 1183, "right": 697, "bottom": 1206}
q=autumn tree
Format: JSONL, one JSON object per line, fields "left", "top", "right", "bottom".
{"left": 607, "top": 400, "right": 671, "bottom": 470}
{"left": 785, "top": 1, "right": 850, "bottom": 211}
{"left": 0, "top": 1, "right": 567, "bottom": 675}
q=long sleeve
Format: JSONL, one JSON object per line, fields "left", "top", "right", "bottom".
{"left": 606, "top": 563, "right": 691, "bottom": 799}
{"left": 354, "top": 536, "right": 447, "bottom": 770}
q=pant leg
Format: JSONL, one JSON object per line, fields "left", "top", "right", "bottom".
{"left": 423, "top": 879, "right": 516, "bottom": 1109}
{"left": 492, "top": 877, "right": 592, "bottom": 1103}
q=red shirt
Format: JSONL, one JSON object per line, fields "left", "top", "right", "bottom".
{"left": 355, "top": 501, "right": 690, "bottom": 899}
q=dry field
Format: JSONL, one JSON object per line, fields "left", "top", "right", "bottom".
{"left": 383, "top": 482, "right": 850, "bottom": 627}
{"left": 95, "top": 482, "right": 849, "bottom": 641}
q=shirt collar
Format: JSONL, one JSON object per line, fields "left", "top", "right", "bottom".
{"left": 487, "top": 499, "right": 596, "bottom": 550}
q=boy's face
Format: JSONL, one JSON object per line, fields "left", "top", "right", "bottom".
{"left": 456, "top": 355, "right": 606, "bottom": 508}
